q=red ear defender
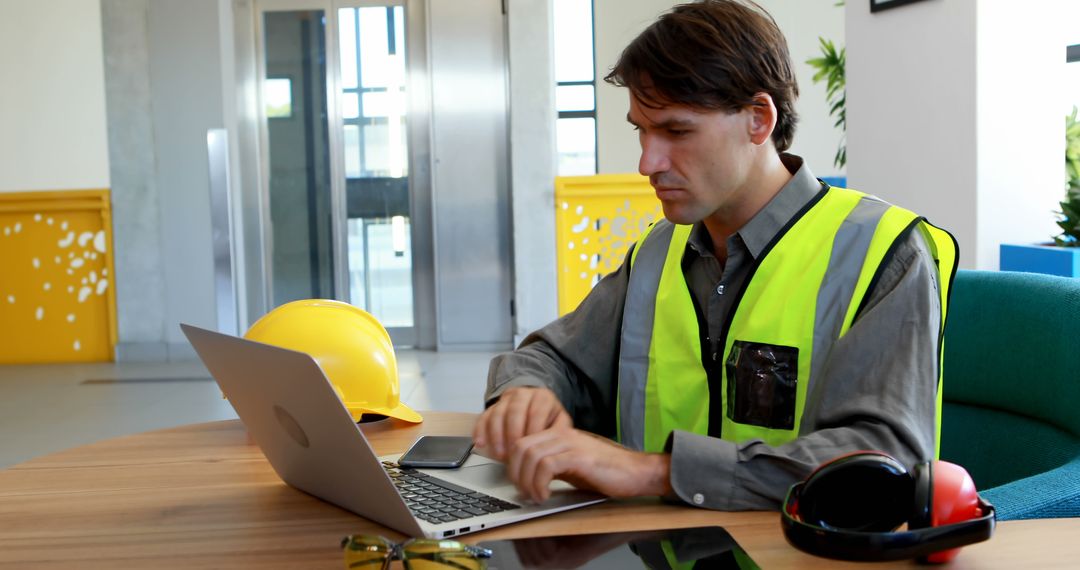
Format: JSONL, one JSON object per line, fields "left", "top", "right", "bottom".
{"left": 781, "top": 452, "right": 995, "bottom": 563}
{"left": 921, "top": 460, "right": 985, "bottom": 563}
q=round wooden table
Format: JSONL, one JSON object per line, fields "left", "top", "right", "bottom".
{"left": 0, "top": 412, "right": 1076, "bottom": 568}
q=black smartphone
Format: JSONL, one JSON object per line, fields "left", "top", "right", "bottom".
{"left": 397, "top": 435, "right": 474, "bottom": 468}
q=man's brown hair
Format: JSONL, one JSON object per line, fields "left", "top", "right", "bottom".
{"left": 605, "top": 0, "right": 799, "bottom": 152}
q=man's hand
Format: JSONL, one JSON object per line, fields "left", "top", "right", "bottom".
{"left": 473, "top": 387, "right": 571, "bottom": 460}
{"left": 506, "top": 426, "right": 673, "bottom": 503}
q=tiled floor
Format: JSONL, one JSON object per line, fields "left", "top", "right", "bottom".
{"left": 0, "top": 349, "right": 498, "bottom": 469}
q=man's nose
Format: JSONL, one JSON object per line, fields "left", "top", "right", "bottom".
{"left": 638, "top": 138, "right": 670, "bottom": 177}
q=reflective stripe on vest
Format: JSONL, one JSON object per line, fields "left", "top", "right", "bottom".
{"left": 617, "top": 186, "right": 958, "bottom": 454}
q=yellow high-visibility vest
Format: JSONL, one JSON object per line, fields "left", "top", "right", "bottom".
{"left": 616, "top": 186, "right": 957, "bottom": 455}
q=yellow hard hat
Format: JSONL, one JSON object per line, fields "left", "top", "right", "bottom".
{"left": 244, "top": 299, "right": 422, "bottom": 424}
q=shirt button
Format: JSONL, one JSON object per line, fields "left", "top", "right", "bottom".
{"left": 692, "top": 493, "right": 705, "bottom": 505}
{"left": 715, "top": 284, "right": 725, "bottom": 295}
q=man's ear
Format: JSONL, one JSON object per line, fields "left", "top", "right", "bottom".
{"left": 747, "top": 92, "right": 778, "bottom": 146}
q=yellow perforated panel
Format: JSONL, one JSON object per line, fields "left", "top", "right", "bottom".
{"left": 554, "top": 174, "right": 662, "bottom": 316}
{"left": 0, "top": 190, "right": 118, "bottom": 363}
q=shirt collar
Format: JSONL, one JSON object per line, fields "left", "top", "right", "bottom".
{"left": 686, "top": 153, "right": 822, "bottom": 260}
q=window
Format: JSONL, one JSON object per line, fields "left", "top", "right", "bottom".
{"left": 553, "top": 0, "right": 596, "bottom": 175}
{"left": 338, "top": 6, "right": 414, "bottom": 328}
{"left": 339, "top": 6, "right": 408, "bottom": 179}
{"left": 264, "top": 78, "right": 293, "bottom": 118}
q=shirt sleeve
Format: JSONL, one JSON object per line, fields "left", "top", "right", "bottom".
{"left": 666, "top": 229, "right": 942, "bottom": 511}
{"left": 484, "top": 246, "right": 633, "bottom": 437}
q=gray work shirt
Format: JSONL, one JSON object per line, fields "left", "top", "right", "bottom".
{"left": 485, "top": 154, "right": 942, "bottom": 511}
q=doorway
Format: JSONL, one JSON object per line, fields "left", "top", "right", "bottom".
{"left": 246, "top": 0, "right": 513, "bottom": 350}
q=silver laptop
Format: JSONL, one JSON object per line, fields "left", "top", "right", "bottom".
{"left": 181, "top": 324, "right": 605, "bottom": 538}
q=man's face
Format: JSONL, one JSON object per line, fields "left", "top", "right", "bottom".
{"left": 628, "top": 92, "right": 754, "bottom": 225}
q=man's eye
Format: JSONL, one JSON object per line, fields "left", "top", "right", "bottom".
{"left": 669, "top": 129, "right": 689, "bottom": 137}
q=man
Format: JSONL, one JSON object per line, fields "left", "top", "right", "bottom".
{"left": 474, "top": 0, "right": 957, "bottom": 510}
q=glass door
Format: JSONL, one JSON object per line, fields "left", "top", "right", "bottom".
{"left": 337, "top": 4, "right": 415, "bottom": 337}
{"left": 256, "top": 0, "right": 419, "bottom": 344}
{"left": 260, "top": 8, "right": 336, "bottom": 306}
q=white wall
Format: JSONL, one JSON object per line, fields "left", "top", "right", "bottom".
{"left": 594, "top": 0, "right": 667, "bottom": 174}
{"left": 758, "top": 0, "right": 846, "bottom": 178}
{"left": 594, "top": 0, "right": 847, "bottom": 178}
{"left": 975, "top": 1, "right": 1064, "bottom": 267}
{"left": 1, "top": 0, "right": 218, "bottom": 360}
{"left": 848, "top": 0, "right": 1066, "bottom": 270}
{"left": 847, "top": 0, "right": 977, "bottom": 264}
{"left": 0, "top": 0, "right": 111, "bottom": 192}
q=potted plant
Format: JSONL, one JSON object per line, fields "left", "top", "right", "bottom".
{"left": 807, "top": 37, "right": 845, "bottom": 171}
{"left": 999, "top": 106, "right": 1080, "bottom": 277}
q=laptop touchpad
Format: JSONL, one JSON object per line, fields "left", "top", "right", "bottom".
{"left": 449, "top": 463, "right": 509, "bottom": 488}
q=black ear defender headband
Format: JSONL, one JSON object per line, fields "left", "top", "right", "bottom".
{"left": 781, "top": 451, "right": 995, "bottom": 563}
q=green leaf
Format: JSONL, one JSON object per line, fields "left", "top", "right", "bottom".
{"left": 808, "top": 7, "right": 846, "bottom": 171}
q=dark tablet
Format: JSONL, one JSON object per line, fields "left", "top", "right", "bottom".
{"left": 477, "top": 525, "right": 760, "bottom": 569}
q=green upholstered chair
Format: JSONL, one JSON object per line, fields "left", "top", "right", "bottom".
{"left": 940, "top": 269, "right": 1080, "bottom": 520}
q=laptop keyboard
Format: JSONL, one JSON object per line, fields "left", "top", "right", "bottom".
{"left": 382, "top": 461, "right": 521, "bottom": 525}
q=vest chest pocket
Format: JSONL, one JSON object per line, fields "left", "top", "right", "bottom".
{"left": 725, "top": 341, "right": 799, "bottom": 430}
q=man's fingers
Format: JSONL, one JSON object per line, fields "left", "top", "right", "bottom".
{"left": 507, "top": 427, "right": 560, "bottom": 488}
{"left": 483, "top": 388, "right": 530, "bottom": 459}
{"left": 502, "top": 393, "right": 532, "bottom": 455}
{"left": 532, "top": 452, "right": 571, "bottom": 503}
{"left": 506, "top": 428, "right": 537, "bottom": 485}
{"left": 504, "top": 426, "right": 657, "bottom": 503}
{"left": 523, "top": 393, "right": 558, "bottom": 436}
{"left": 472, "top": 408, "right": 490, "bottom": 448}
{"left": 548, "top": 406, "right": 572, "bottom": 430}
{"left": 512, "top": 430, "right": 574, "bottom": 503}
{"left": 477, "top": 387, "right": 566, "bottom": 461}
{"left": 483, "top": 401, "right": 508, "bottom": 459}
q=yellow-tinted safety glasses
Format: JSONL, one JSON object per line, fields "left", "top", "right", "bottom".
{"left": 342, "top": 535, "right": 492, "bottom": 570}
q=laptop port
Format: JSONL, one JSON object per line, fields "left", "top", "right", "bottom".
{"left": 459, "top": 527, "right": 470, "bottom": 533}
{"left": 443, "top": 530, "right": 456, "bottom": 537}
